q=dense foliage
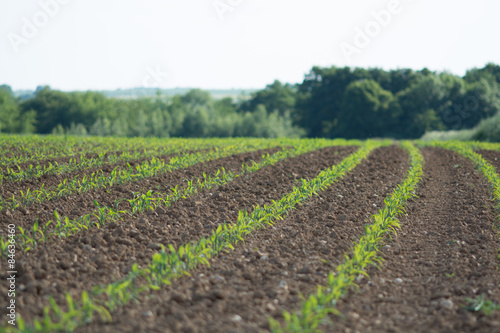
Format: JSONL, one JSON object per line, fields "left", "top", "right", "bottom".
{"left": 294, "top": 64, "right": 500, "bottom": 139}
{"left": 1, "top": 63, "right": 500, "bottom": 139}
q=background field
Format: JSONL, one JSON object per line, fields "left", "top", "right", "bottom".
{"left": 1, "top": 135, "right": 500, "bottom": 332}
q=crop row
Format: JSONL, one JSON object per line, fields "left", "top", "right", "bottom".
{"left": 469, "top": 141, "right": 500, "bottom": 151}
{"left": 1, "top": 140, "right": 214, "bottom": 183}
{"left": 0, "top": 137, "right": 268, "bottom": 179}
{"left": 0, "top": 135, "right": 103, "bottom": 165}
{"left": 1, "top": 138, "right": 360, "bottom": 210}
{"left": 0, "top": 139, "right": 354, "bottom": 257}
{"left": 0, "top": 142, "right": 283, "bottom": 211}
{"left": 0, "top": 136, "right": 213, "bottom": 162}
{"left": 0, "top": 136, "right": 252, "bottom": 168}
{"left": 0, "top": 135, "right": 144, "bottom": 167}
{"left": 0, "top": 147, "right": 271, "bottom": 254}
{"left": 268, "top": 141, "right": 499, "bottom": 332}
{"left": 270, "top": 141, "right": 423, "bottom": 332}
{"left": 426, "top": 141, "right": 500, "bottom": 231}
{"left": 7, "top": 140, "right": 385, "bottom": 332}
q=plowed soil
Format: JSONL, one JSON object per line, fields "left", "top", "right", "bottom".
{"left": 326, "top": 148, "right": 500, "bottom": 333}
{"left": 3, "top": 144, "right": 500, "bottom": 333}
{"left": 1, "top": 152, "right": 180, "bottom": 201}
{"left": 0, "top": 149, "right": 211, "bottom": 210}
{"left": 479, "top": 149, "right": 500, "bottom": 172}
{"left": 76, "top": 145, "right": 410, "bottom": 333}
{"left": 0, "top": 146, "right": 356, "bottom": 324}
{"left": 0, "top": 148, "right": 279, "bottom": 235}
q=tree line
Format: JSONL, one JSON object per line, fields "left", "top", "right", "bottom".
{"left": 1, "top": 63, "right": 499, "bottom": 139}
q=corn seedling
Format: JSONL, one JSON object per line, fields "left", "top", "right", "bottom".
{"left": 465, "top": 294, "right": 500, "bottom": 315}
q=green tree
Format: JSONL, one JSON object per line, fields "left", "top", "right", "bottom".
{"left": 396, "top": 75, "right": 447, "bottom": 137}
{"left": 67, "top": 123, "right": 88, "bottom": 136}
{"left": 21, "top": 87, "right": 74, "bottom": 133}
{"left": 148, "top": 108, "right": 166, "bottom": 137}
{"left": 180, "top": 106, "right": 210, "bottom": 137}
{"left": 0, "top": 86, "right": 24, "bottom": 133}
{"left": 110, "top": 118, "right": 129, "bottom": 137}
{"left": 18, "top": 109, "right": 37, "bottom": 133}
{"left": 181, "top": 89, "right": 212, "bottom": 107}
{"left": 464, "top": 63, "right": 500, "bottom": 85}
{"left": 214, "top": 97, "right": 237, "bottom": 116}
{"left": 90, "top": 118, "right": 112, "bottom": 136}
{"left": 130, "top": 110, "right": 148, "bottom": 137}
{"left": 167, "top": 95, "right": 187, "bottom": 136}
{"left": 295, "top": 66, "right": 368, "bottom": 137}
{"left": 331, "top": 79, "right": 396, "bottom": 139}
{"left": 460, "top": 79, "right": 500, "bottom": 128}
{"left": 240, "top": 80, "right": 296, "bottom": 116}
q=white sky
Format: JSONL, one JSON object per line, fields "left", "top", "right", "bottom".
{"left": 0, "top": 0, "right": 499, "bottom": 91}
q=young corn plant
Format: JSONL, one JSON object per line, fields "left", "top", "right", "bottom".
{"left": 465, "top": 294, "right": 500, "bottom": 315}
{"left": 17, "top": 226, "right": 35, "bottom": 253}
{"left": 128, "top": 190, "right": 159, "bottom": 214}
{"left": 0, "top": 238, "right": 8, "bottom": 258}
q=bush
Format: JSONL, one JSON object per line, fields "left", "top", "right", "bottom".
{"left": 421, "top": 112, "right": 500, "bottom": 142}
{"left": 420, "top": 129, "right": 475, "bottom": 141}
{"left": 472, "top": 113, "right": 500, "bottom": 141}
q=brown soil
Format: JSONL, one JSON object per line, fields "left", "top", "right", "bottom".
{"left": 0, "top": 148, "right": 210, "bottom": 205}
{"left": 478, "top": 149, "right": 500, "bottom": 172}
{"left": 1, "top": 152, "right": 179, "bottom": 200}
{"left": 0, "top": 146, "right": 356, "bottom": 324}
{"left": 325, "top": 147, "right": 500, "bottom": 333}
{"left": 0, "top": 148, "right": 279, "bottom": 234}
{"left": 76, "top": 145, "right": 410, "bottom": 333}
{"left": 4, "top": 145, "right": 500, "bottom": 333}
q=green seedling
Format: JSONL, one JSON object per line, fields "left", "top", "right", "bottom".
{"left": 0, "top": 238, "right": 8, "bottom": 258}
{"left": 466, "top": 294, "right": 500, "bottom": 315}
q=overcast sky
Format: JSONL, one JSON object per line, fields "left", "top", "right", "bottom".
{"left": 1, "top": 0, "right": 499, "bottom": 91}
